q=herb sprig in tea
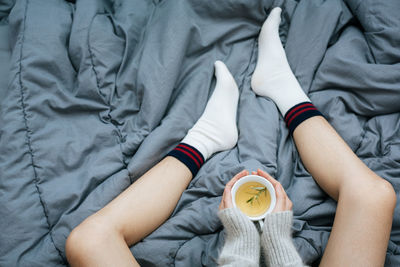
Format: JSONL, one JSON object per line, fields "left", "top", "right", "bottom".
{"left": 246, "top": 186, "right": 266, "bottom": 205}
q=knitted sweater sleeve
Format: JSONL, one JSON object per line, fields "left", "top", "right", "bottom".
{"left": 261, "top": 211, "right": 304, "bottom": 267}
{"left": 218, "top": 208, "right": 260, "bottom": 267}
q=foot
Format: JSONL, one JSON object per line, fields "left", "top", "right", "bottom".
{"left": 251, "top": 7, "right": 309, "bottom": 116}
{"left": 182, "top": 61, "right": 239, "bottom": 160}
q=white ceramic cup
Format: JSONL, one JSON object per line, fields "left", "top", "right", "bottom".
{"left": 231, "top": 174, "right": 276, "bottom": 228}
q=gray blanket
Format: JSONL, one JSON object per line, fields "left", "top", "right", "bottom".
{"left": 1, "top": 0, "right": 399, "bottom": 266}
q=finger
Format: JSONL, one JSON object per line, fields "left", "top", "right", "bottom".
{"left": 278, "top": 184, "right": 287, "bottom": 210}
{"left": 223, "top": 186, "right": 234, "bottom": 209}
{"left": 226, "top": 170, "right": 249, "bottom": 190}
{"left": 220, "top": 193, "right": 230, "bottom": 210}
{"left": 276, "top": 183, "right": 293, "bottom": 212}
{"left": 219, "top": 189, "right": 226, "bottom": 210}
{"left": 252, "top": 171, "right": 257, "bottom": 175}
{"left": 273, "top": 183, "right": 286, "bottom": 212}
{"left": 221, "top": 170, "right": 249, "bottom": 210}
{"left": 257, "top": 169, "right": 279, "bottom": 186}
{"left": 279, "top": 182, "right": 290, "bottom": 201}
{"left": 287, "top": 198, "right": 293, "bottom": 211}
{"left": 278, "top": 183, "right": 292, "bottom": 211}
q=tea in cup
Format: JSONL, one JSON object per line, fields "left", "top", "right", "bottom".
{"left": 231, "top": 175, "right": 276, "bottom": 222}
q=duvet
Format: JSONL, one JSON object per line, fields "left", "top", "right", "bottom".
{"left": 0, "top": 0, "right": 399, "bottom": 266}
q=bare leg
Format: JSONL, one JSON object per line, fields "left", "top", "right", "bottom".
{"left": 293, "top": 117, "right": 396, "bottom": 266}
{"left": 252, "top": 7, "right": 396, "bottom": 266}
{"left": 66, "top": 61, "right": 240, "bottom": 266}
{"left": 66, "top": 157, "right": 192, "bottom": 266}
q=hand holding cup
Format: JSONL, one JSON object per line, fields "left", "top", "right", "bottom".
{"left": 219, "top": 169, "right": 292, "bottom": 215}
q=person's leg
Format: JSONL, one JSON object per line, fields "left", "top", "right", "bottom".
{"left": 251, "top": 7, "right": 396, "bottom": 266}
{"left": 293, "top": 117, "right": 396, "bottom": 266}
{"left": 66, "top": 61, "right": 240, "bottom": 266}
{"left": 66, "top": 157, "right": 192, "bottom": 266}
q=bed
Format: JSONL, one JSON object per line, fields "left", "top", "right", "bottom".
{"left": 0, "top": 0, "right": 399, "bottom": 266}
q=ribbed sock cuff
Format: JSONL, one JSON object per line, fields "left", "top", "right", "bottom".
{"left": 284, "top": 102, "right": 323, "bottom": 135}
{"left": 167, "top": 143, "right": 205, "bottom": 177}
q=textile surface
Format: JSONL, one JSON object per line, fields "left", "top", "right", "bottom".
{"left": 0, "top": 0, "right": 399, "bottom": 266}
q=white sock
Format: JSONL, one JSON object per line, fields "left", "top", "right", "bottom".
{"left": 251, "top": 7, "right": 310, "bottom": 116}
{"left": 182, "top": 61, "right": 239, "bottom": 160}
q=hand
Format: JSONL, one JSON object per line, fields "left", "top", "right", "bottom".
{"left": 252, "top": 169, "right": 293, "bottom": 212}
{"left": 219, "top": 170, "right": 249, "bottom": 210}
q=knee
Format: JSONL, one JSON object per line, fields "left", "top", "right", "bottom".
{"left": 349, "top": 177, "right": 397, "bottom": 213}
{"left": 65, "top": 216, "right": 119, "bottom": 266}
{"left": 371, "top": 178, "right": 397, "bottom": 211}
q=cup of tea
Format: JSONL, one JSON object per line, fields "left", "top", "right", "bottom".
{"left": 231, "top": 175, "right": 276, "bottom": 227}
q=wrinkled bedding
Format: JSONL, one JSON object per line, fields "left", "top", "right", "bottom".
{"left": 1, "top": 0, "right": 400, "bottom": 266}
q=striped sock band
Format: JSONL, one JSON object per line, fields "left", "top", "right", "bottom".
{"left": 167, "top": 143, "right": 205, "bottom": 177}
{"left": 284, "top": 102, "right": 323, "bottom": 135}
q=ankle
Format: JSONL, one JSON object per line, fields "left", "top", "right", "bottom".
{"left": 182, "top": 115, "right": 238, "bottom": 160}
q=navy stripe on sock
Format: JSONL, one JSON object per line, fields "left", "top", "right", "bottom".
{"left": 284, "top": 102, "right": 323, "bottom": 135}
{"left": 167, "top": 143, "right": 205, "bottom": 177}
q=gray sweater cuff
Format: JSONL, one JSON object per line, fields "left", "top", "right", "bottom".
{"left": 261, "top": 211, "right": 304, "bottom": 267}
{"left": 218, "top": 208, "right": 260, "bottom": 267}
